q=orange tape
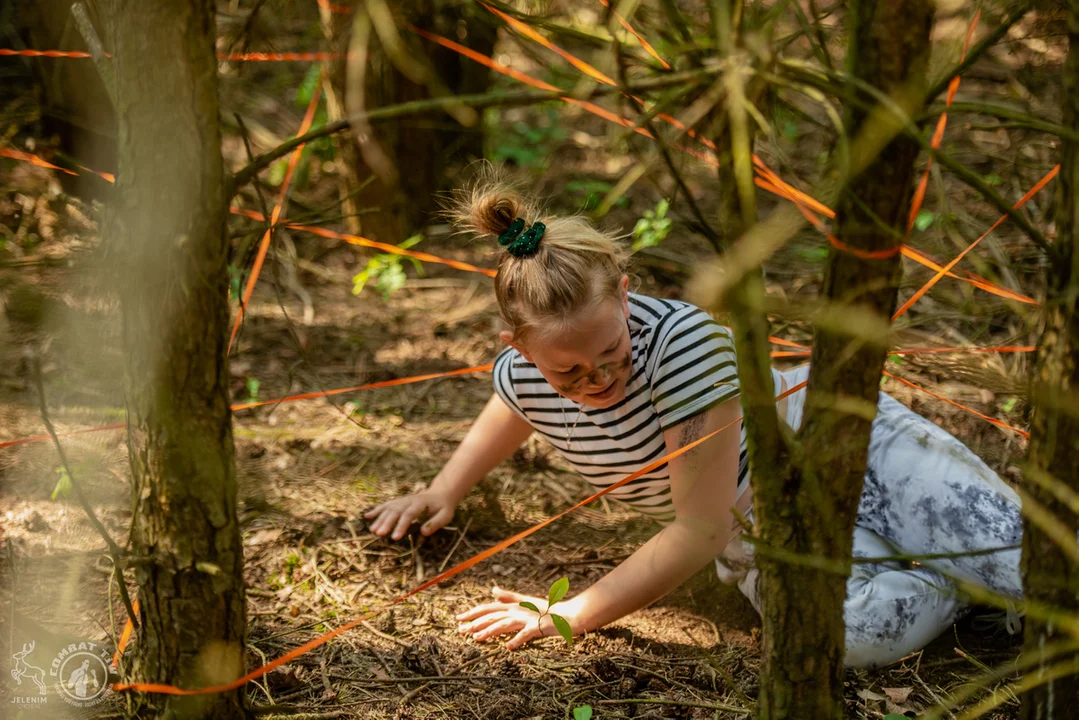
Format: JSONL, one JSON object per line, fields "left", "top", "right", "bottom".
{"left": 481, "top": 3, "right": 616, "bottom": 86}
{"left": 906, "top": 9, "right": 980, "bottom": 235}
{"left": 217, "top": 51, "right": 342, "bottom": 62}
{"left": 0, "top": 365, "right": 493, "bottom": 451}
{"left": 0, "top": 48, "right": 91, "bottom": 57}
{"left": 0, "top": 48, "right": 340, "bottom": 62}
{"left": 597, "top": 0, "right": 670, "bottom": 69}
{"left": 317, "top": 0, "right": 352, "bottom": 14}
{"left": 228, "top": 79, "right": 325, "bottom": 354}
{"left": 883, "top": 371, "right": 1029, "bottom": 438}
{"left": 231, "top": 206, "right": 498, "bottom": 277}
{"left": 893, "top": 164, "right": 1058, "bottom": 320}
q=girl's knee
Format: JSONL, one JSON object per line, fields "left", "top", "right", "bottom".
{"left": 843, "top": 571, "right": 961, "bottom": 669}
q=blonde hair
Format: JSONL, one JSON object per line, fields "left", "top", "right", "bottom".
{"left": 449, "top": 166, "right": 629, "bottom": 342}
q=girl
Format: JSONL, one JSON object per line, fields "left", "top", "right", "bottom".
{"left": 364, "top": 177, "right": 1024, "bottom": 668}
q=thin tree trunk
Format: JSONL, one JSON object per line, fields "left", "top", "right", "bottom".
{"left": 715, "top": 1, "right": 932, "bottom": 717}
{"left": 1021, "top": 3, "right": 1079, "bottom": 717}
{"left": 323, "top": 0, "right": 494, "bottom": 242}
{"left": 107, "top": 1, "right": 245, "bottom": 717}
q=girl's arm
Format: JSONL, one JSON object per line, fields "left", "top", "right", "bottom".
{"left": 366, "top": 393, "right": 533, "bottom": 540}
{"left": 456, "top": 396, "right": 744, "bottom": 648}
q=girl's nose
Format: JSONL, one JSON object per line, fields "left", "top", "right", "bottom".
{"left": 586, "top": 366, "right": 612, "bottom": 387}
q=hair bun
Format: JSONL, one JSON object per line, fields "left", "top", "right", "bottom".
{"left": 447, "top": 162, "right": 540, "bottom": 242}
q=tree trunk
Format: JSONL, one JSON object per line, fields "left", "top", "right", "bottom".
{"left": 1021, "top": 3, "right": 1079, "bottom": 717}
{"left": 108, "top": 1, "right": 245, "bottom": 717}
{"left": 716, "top": 2, "right": 932, "bottom": 718}
{"left": 322, "top": 0, "right": 494, "bottom": 242}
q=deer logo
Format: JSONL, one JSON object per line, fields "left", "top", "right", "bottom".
{"left": 11, "top": 641, "right": 47, "bottom": 696}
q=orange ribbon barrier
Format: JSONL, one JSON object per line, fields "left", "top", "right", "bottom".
{"left": 228, "top": 79, "right": 325, "bottom": 354}
{"left": 0, "top": 147, "right": 115, "bottom": 182}
{"left": 883, "top": 371, "right": 1029, "bottom": 438}
{"left": 597, "top": 0, "right": 670, "bottom": 69}
{"left": 892, "top": 165, "right": 1057, "bottom": 320}
{"left": 905, "top": 9, "right": 980, "bottom": 236}
{"left": 0, "top": 365, "right": 494, "bottom": 451}
{"left": 230, "top": 206, "right": 500, "bottom": 278}
{"left": 317, "top": 0, "right": 352, "bottom": 14}
{"left": 0, "top": 47, "right": 341, "bottom": 62}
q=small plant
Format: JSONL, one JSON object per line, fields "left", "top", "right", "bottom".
{"left": 572, "top": 706, "right": 593, "bottom": 720}
{"left": 631, "top": 199, "right": 672, "bottom": 253}
{"left": 245, "top": 377, "right": 260, "bottom": 402}
{"left": 352, "top": 234, "right": 425, "bottom": 299}
{"left": 51, "top": 466, "right": 72, "bottom": 500}
{"left": 284, "top": 552, "right": 302, "bottom": 583}
{"left": 519, "top": 576, "right": 574, "bottom": 647}
{"left": 228, "top": 262, "right": 243, "bottom": 302}
{"left": 913, "top": 209, "right": 936, "bottom": 232}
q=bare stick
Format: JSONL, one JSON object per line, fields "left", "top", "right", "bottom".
{"left": 31, "top": 355, "right": 138, "bottom": 629}
{"left": 70, "top": 2, "right": 116, "bottom": 105}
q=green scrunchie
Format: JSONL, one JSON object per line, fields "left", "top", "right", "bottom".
{"left": 497, "top": 218, "right": 545, "bottom": 258}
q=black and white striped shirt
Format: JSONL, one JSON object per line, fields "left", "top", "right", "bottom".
{"left": 493, "top": 293, "right": 748, "bottom": 523}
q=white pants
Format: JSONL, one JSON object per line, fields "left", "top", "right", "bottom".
{"left": 718, "top": 364, "right": 1023, "bottom": 669}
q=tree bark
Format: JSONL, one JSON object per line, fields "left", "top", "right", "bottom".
{"left": 107, "top": 1, "right": 245, "bottom": 717}
{"left": 322, "top": 0, "right": 494, "bottom": 242}
{"left": 715, "top": 2, "right": 932, "bottom": 718}
{"left": 1021, "top": 3, "right": 1079, "bottom": 717}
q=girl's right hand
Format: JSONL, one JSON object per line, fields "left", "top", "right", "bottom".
{"left": 364, "top": 489, "right": 456, "bottom": 541}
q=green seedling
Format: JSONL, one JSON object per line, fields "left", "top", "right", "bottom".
{"left": 631, "top": 199, "right": 672, "bottom": 253}
{"left": 52, "top": 466, "right": 72, "bottom": 500}
{"left": 913, "top": 209, "right": 936, "bottom": 232}
{"left": 245, "top": 377, "right": 261, "bottom": 402}
{"left": 519, "top": 576, "right": 574, "bottom": 647}
{"left": 352, "top": 235, "right": 424, "bottom": 300}
{"left": 573, "top": 705, "right": 593, "bottom": 720}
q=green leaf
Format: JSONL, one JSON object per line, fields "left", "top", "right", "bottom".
{"left": 887, "top": 353, "right": 904, "bottom": 365}
{"left": 984, "top": 174, "right": 1003, "bottom": 186}
{"left": 573, "top": 705, "right": 593, "bottom": 720}
{"left": 882, "top": 715, "right": 908, "bottom": 720}
{"left": 914, "top": 209, "right": 936, "bottom": 232}
{"left": 655, "top": 198, "right": 669, "bottom": 218}
{"left": 519, "top": 601, "right": 540, "bottom": 613}
{"left": 550, "top": 613, "right": 573, "bottom": 646}
{"left": 246, "top": 377, "right": 260, "bottom": 400}
{"left": 1001, "top": 396, "right": 1018, "bottom": 413}
{"left": 52, "top": 466, "right": 72, "bottom": 500}
{"left": 351, "top": 270, "right": 370, "bottom": 296}
{"left": 399, "top": 234, "right": 423, "bottom": 250}
{"left": 548, "top": 577, "right": 570, "bottom": 606}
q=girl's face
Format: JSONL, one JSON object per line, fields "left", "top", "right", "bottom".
{"left": 502, "top": 276, "right": 633, "bottom": 409}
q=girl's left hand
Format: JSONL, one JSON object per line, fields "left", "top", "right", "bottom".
{"left": 456, "top": 586, "right": 572, "bottom": 650}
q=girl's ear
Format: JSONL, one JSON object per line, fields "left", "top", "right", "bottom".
{"left": 619, "top": 274, "right": 630, "bottom": 319}
{"left": 499, "top": 330, "right": 534, "bottom": 362}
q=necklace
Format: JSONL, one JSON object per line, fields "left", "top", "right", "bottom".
{"left": 561, "top": 402, "right": 584, "bottom": 450}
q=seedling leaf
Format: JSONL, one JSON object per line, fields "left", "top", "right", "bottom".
{"left": 548, "top": 577, "right": 570, "bottom": 605}
{"left": 550, "top": 614, "right": 573, "bottom": 646}
{"left": 573, "top": 706, "right": 593, "bottom": 720}
{"left": 914, "top": 209, "right": 936, "bottom": 232}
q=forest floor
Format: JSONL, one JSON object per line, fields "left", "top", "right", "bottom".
{"left": 0, "top": 3, "right": 1065, "bottom": 719}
